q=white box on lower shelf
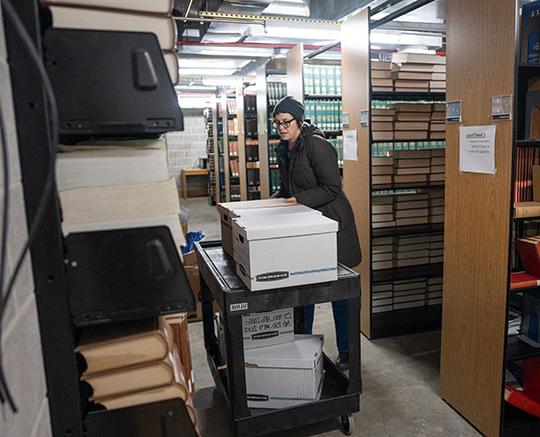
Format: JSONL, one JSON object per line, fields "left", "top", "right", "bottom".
{"left": 242, "top": 307, "right": 294, "bottom": 349}
{"left": 233, "top": 212, "right": 338, "bottom": 291}
{"left": 245, "top": 334, "right": 324, "bottom": 409}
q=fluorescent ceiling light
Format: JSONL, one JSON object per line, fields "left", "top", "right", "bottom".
{"left": 370, "top": 30, "right": 442, "bottom": 47}
{"left": 202, "top": 77, "right": 241, "bottom": 86}
{"left": 180, "top": 45, "right": 274, "bottom": 58}
{"left": 265, "top": 23, "right": 341, "bottom": 40}
{"left": 263, "top": 1, "right": 309, "bottom": 17}
{"left": 179, "top": 59, "right": 250, "bottom": 69}
{"left": 178, "top": 95, "right": 216, "bottom": 109}
{"left": 180, "top": 68, "right": 238, "bottom": 76}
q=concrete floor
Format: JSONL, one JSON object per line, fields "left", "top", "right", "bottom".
{"left": 183, "top": 197, "right": 480, "bottom": 437}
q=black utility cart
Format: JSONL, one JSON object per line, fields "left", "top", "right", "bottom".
{"left": 196, "top": 241, "right": 361, "bottom": 436}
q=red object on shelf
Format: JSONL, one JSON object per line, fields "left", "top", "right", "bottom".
{"left": 516, "top": 237, "right": 540, "bottom": 277}
{"left": 511, "top": 272, "right": 540, "bottom": 290}
{"left": 506, "top": 358, "right": 540, "bottom": 417}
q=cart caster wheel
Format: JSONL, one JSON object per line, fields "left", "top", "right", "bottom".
{"left": 340, "top": 415, "right": 354, "bottom": 435}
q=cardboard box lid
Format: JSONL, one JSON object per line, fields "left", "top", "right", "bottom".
{"left": 232, "top": 204, "right": 320, "bottom": 219}
{"left": 244, "top": 335, "right": 323, "bottom": 369}
{"left": 234, "top": 212, "right": 338, "bottom": 240}
{"left": 217, "top": 199, "right": 289, "bottom": 216}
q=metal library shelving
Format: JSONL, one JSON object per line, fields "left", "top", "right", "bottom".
{"left": 368, "top": 94, "right": 446, "bottom": 339}
{"left": 286, "top": 43, "right": 344, "bottom": 169}
{"left": 205, "top": 104, "right": 222, "bottom": 205}
{"left": 4, "top": 2, "right": 196, "bottom": 435}
{"left": 441, "top": 0, "right": 540, "bottom": 435}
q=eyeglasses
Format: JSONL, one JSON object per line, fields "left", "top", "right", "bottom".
{"left": 272, "top": 118, "right": 295, "bottom": 129}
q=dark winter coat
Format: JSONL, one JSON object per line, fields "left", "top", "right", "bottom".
{"left": 276, "top": 123, "right": 362, "bottom": 268}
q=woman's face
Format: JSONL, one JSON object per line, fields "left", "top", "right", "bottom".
{"left": 273, "top": 112, "right": 301, "bottom": 142}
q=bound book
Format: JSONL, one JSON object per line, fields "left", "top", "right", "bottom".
{"left": 83, "top": 350, "right": 183, "bottom": 399}
{"left": 56, "top": 138, "right": 169, "bottom": 191}
{"left": 59, "top": 178, "right": 180, "bottom": 226}
{"left": 46, "top": 4, "right": 177, "bottom": 50}
{"left": 77, "top": 318, "right": 174, "bottom": 375}
{"left": 396, "top": 112, "right": 431, "bottom": 122}
{"left": 94, "top": 373, "right": 193, "bottom": 420}
{"left": 510, "top": 272, "right": 540, "bottom": 290}
{"left": 391, "top": 63, "right": 446, "bottom": 73}
{"left": 392, "top": 53, "right": 446, "bottom": 65}
{"left": 43, "top": 0, "right": 173, "bottom": 14}
{"left": 516, "top": 236, "right": 540, "bottom": 277}
{"left": 515, "top": 202, "right": 540, "bottom": 219}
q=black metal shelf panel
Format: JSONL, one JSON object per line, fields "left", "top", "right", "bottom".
{"left": 515, "top": 139, "right": 540, "bottom": 147}
{"left": 518, "top": 63, "right": 540, "bottom": 79}
{"left": 371, "top": 304, "right": 442, "bottom": 339}
{"left": 324, "top": 130, "right": 342, "bottom": 138}
{"left": 372, "top": 222, "right": 444, "bottom": 238}
{"left": 506, "top": 335, "right": 540, "bottom": 362}
{"left": 514, "top": 214, "right": 540, "bottom": 221}
{"left": 372, "top": 262, "right": 443, "bottom": 283}
{"left": 371, "top": 139, "right": 446, "bottom": 144}
{"left": 372, "top": 181, "right": 445, "bottom": 191}
{"left": 304, "top": 94, "right": 342, "bottom": 100}
{"left": 371, "top": 91, "right": 446, "bottom": 101}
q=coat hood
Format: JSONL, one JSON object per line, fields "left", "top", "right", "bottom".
{"left": 276, "top": 122, "right": 325, "bottom": 156}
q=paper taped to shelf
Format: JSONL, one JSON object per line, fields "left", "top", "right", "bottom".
{"left": 343, "top": 129, "right": 358, "bottom": 161}
{"left": 459, "top": 125, "right": 496, "bottom": 175}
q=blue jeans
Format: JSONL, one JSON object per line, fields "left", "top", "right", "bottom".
{"left": 304, "top": 300, "right": 348, "bottom": 353}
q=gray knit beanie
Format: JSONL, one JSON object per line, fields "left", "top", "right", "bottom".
{"left": 272, "top": 96, "right": 305, "bottom": 121}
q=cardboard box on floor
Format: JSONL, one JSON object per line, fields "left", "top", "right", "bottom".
{"left": 244, "top": 335, "right": 324, "bottom": 409}
{"left": 233, "top": 212, "right": 338, "bottom": 291}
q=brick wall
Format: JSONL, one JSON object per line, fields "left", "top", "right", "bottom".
{"left": 0, "top": 5, "right": 51, "bottom": 437}
{"left": 165, "top": 108, "right": 208, "bottom": 192}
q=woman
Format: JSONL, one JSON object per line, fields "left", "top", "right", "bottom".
{"left": 272, "top": 96, "right": 362, "bottom": 371}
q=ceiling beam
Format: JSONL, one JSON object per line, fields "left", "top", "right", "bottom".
{"left": 370, "top": 0, "right": 436, "bottom": 29}
{"left": 369, "top": 0, "right": 404, "bottom": 17}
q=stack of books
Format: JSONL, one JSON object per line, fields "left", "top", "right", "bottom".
{"left": 304, "top": 64, "right": 342, "bottom": 96}
{"left": 391, "top": 52, "right": 446, "bottom": 93}
{"left": 371, "top": 61, "right": 393, "bottom": 92}
{"left": 227, "top": 97, "right": 237, "bottom": 115}
{"left": 56, "top": 138, "right": 186, "bottom": 251}
{"left": 371, "top": 149, "right": 446, "bottom": 189}
{"left": 78, "top": 317, "right": 198, "bottom": 431}
{"left": 267, "top": 81, "right": 287, "bottom": 106}
{"left": 371, "top": 53, "right": 447, "bottom": 93}
{"left": 372, "top": 275, "right": 444, "bottom": 313}
{"left": 44, "top": 0, "right": 179, "bottom": 84}
{"left": 228, "top": 118, "right": 239, "bottom": 136}
{"left": 228, "top": 139, "right": 239, "bottom": 158}
{"left": 371, "top": 188, "right": 445, "bottom": 229}
{"left": 372, "top": 103, "right": 446, "bottom": 142}
{"left": 304, "top": 99, "right": 342, "bottom": 132}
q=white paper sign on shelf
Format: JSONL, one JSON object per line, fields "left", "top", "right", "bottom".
{"left": 343, "top": 129, "right": 358, "bottom": 161}
{"left": 459, "top": 125, "right": 496, "bottom": 175}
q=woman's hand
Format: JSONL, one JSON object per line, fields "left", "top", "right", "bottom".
{"left": 284, "top": 197, "right": 297, "bottom": 204}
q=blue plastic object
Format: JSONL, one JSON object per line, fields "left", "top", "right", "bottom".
{"left": 181, "top": 231, "right": 205, "bottom": 254}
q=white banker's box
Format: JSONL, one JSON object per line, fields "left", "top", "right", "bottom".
{"left": 233, "top": 212, "right": 338, "bottom": 291}
{"left": 245, "top": 335, "right": 324, "bottom": 409}
{"left": 242, "top": 308, "right": 294, "bottom": 349}
{"left": 217, "top": 199, "right": 291, "bottom": 256}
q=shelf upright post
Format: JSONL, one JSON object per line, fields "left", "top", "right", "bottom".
{"left": 341, "top": 7, "right": 372, "bottom": 337}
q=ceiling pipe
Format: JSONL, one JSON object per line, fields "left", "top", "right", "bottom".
{"left": 177, "top": 40, "right": 341, "bottom": 51}
{"left": 304, "top": 41, "right": 341, "bottom": 59}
